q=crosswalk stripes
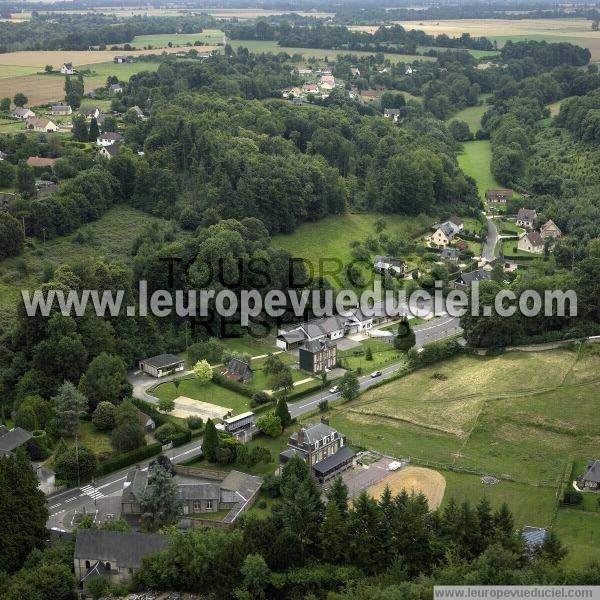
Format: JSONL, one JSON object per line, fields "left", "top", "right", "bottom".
{"left": 80, "top": 485, "right": 104, "bottom": 500}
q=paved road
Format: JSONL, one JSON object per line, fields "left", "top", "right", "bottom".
{"left": 47, "top": 439, "right": 203, "bottom": 531}
{"left": 482, "top": 218, "right": 499, "bottom": 262}
{"left": 49, "top": 313, "right": 461, "bottom": 529}
{"left": 288, "top": 314, "right": 460, "bottom": 418}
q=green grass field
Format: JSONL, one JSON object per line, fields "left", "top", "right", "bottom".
{"left": 323, "top": 345, "right": 600, "bottom": 567}
{"left": 273, "top": 212, "right": 432, "bottom": 281}
{"left": 448, "top": 94, "right": 491, "bottom": 133}
{"left": 338, "top": 338, "right": 404, "bottom": 373}
{"left": 153, "top": 377, "right": 251, "bottom": 416}
{"left": 457, "top": 140, "right": 502, "bottom": 201}
{"left": 0, "top": 206, "right": 171, "bottom": 308}
{"left": 554, "top": 509, "right": 600, "bottom": 569}
{"left": 418, "top": 46, "right": 500, "bottom": 59}
{"left": 81, "top": 60, "right": 161, "bottom": 86}
{"left": 501, "top": 239, "right": 539, "bottom": 258}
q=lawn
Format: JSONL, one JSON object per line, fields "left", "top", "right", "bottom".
{"left": 327, "top": 348, "right": 599, "bottom": 484}
{"left": 153, "top": 378, "right": 251, "bottom": 416}
{"left": 457, "top": 140, "right": 502, "bottom": 201}
{"left": 496, "top": 219, "right": 524, "bottom": 236}
{"left": 501, "top": 239, "right": 539, "bottom": 258}
{"left": 80, "top": 60, "right": 162, "bottom": 87}
{"left": 338, "top": 338, "right": 403, "bottom": 373}
{"left": 447, "top": 94, "right": 491, "bottom": 133}
{"left": 553, "top": 509, "right": 600, "bottom": 569}
{"left": 0, "top": 206, "right": 171, "bottom": 308}
{"left": 273, "top": 212, "right": 432, "bottom": 288}
{"left": 187, "top": 429, "right": 290, "bottom": 478}
{"left": 221, "top": 336, "right": 279, "bottom": 358}
{"left": 441, "top": 470, "right": 557, "bottom": 529}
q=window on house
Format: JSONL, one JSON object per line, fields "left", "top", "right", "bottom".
{"left": 105, "top": 562, "right": 111, "bottom": 571}
{"left": 85, "top": 560, "right": 90, "bottom": 569}
{"left": 207, "top": 500, "right": 213, "bottom": 510}
{"left": 193, "top": 500, "right": 201, "bottom": 511}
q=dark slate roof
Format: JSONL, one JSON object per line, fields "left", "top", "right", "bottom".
{"left": 455, "top": 269, "right": 492, "bottom": 286}
{"left": 291, "top": 422, "right": 338, "bottom": 445}
{"left": 177, "top": 483, "right": 220, "bottom": 501}
{"left": 517, "top": 208, "right": 536, "bottom": 221}
{"left": 525, "top": 231, "right": 544, "bottom": 247}
{"left": 101, "top": 143, "right": 121, "bottom": 157}
{"left": 280, "top": 329, "right": 307, "bottom": 344}
{"left": 583, "top": 460, "right": 600, "bottom": 483}
{"left": 141, "top": 354, "right": 183, "bottom": 369}
{"left": 74, "top": 529, "right": 167, "bottom": 569}
{"left": 0, "top": 427, "right": 32, "bottom": 452}
{"left": 227, "top": 357, "right": 252, "bottom": 378}
{"left": 449, "top": 216, "right": 463, "bottom": 227}
{"left": 302, "top": 339, "right": 335, "bottom": 354}
{"left": 522, "top": 526, "right": 547, "bottom": 549}
{"left": 440, "top": 247, "right": 460, "bottom": 260}
{"left": 121, "top": 468, "right": 148, "bottom": 503}
{"left": 98, "top": 131, "right": 123, "bottom": 141}
{"left": 312, "top": 445, "right": 355, "bottom": 475}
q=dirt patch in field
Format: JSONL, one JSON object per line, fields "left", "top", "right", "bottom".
{"left": 171, "top": 396, "right": 230, "bottom": 420}
{"left": 366, "top": 466, "right": 446, "bottom": 509}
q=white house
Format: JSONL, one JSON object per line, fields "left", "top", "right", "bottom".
{"left": 429, "top": 221, "right": 460, "bottom": 248}
{"left": 517, "top": 231, "right": 544, "bottom": 254}
{"left": 405, "top": 65, "right": 414, "bottom": 75}
{"left": 12, "top": 107, "right": 35, "bottom": 120}
{"left": 516, "top": 208, "right": 537, "bottom": 229}
{"left": 60, "top": 63, "right": 76, "bottom": 75}
{"left": 26, "top": 117, "right": 59, "bottom": 132}
{"left": 96, "top": 131, "right": 123, "bottom": 147}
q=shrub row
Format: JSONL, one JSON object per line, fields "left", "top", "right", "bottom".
{"left": 95, "top": 442, "right": 162, "bottom": 476}
{"left": 212, "top": 371, "right": 254, "bottom": 398}
{"left": 130, "top": 397, "right": 170, "bottom": 427}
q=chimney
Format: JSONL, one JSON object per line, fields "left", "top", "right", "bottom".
{"left": 321, "top": 416, "right": 329, "bottom": 426}
{"left": 297, "top": 428, "right": 306, "bottom": 443}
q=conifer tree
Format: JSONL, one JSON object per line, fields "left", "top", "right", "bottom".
{"left": 202, "top": 418, "right": 219, "bottom": 462}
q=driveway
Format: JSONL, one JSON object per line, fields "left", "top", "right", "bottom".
{"left": 481, "top": 218, "right": 499, "bottom": 262}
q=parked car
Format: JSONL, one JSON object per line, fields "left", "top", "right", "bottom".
{"left": 370, "top": 370, "right": 382, "bottom": 378}
{"left": 388, "top": 461, "right": 402, "bottom": 471}
{"left": 329, "top": 385, "right": 339, "bottom": 394}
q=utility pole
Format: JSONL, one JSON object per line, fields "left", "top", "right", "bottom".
{"left": 75, "top": 433, "right": 80, "bottom": 488}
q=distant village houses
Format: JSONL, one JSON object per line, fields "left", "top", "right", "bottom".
{"left": 12, "top": 107, "right": 35, "bottom": 120}
{"left": 60, "top": 62, "right": 76, "bottom": 75}
{"left": 51, "top": 104, "right": 72, "bottom": 116}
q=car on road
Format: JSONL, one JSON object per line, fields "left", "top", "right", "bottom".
{"left": 329, "top": 386, "right": 339, "bottom": 394}
{"left": 370, "top": 370, "right": 382, "bottom": 378}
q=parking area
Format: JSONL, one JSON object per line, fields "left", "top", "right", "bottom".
{"left": 323, "top": 455, "right": 395, "bottom": 499}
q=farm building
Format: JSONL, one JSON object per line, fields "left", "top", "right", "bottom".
{"left": 138, "top": 354, "right": 184, "bottom": 378}
{"left": 51, "top": 104, "right": 72, "bottom": 116}
{"left": 12, "top": 107, "right": 35, "bottom": 120}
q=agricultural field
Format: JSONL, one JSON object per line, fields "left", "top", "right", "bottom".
{"left": 227, "top": 39, "right": 434, "bottom": 63}
{"left": 79, "top": 60, "right": 162, "bottom": 88}
{"left": 131, "top": 29, "right": 224, "bottom": 48}
{"left": 393, "top": 19, "right": 600, "bottom": 59}
{"left": 0, "top": 206, "right": 171, "bottom": 308}
{"left": 324, "top": 345, "right": 600, "bottom": 566}
{"left": 457, "top": 140, "right": 502, "bottom": 200}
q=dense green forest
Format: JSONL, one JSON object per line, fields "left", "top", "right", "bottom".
{"left": 0, "top": 14, "right": 217, "bottom": 52}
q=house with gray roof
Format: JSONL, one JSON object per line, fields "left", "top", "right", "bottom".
{"left": 373, "top": 255, "right": 407, "bottom": 276}
{"left": 222, "top": 357, "right": 252, "bottom": 383}
{"left": 451, "top": 268, "right": 492, "bottom": 290}
{"left": 430, "top": 220, "right": 461, "bottom": 248}
{"left": 121, "top": 465, "right": 263, "bottom": 525}
{"left": 74, "top": 529, "right": 167, "bottom": 584}
{"left": 0, "top": 426, "right": 32, "bottom": 457}
{"left": 581, "top": 460, "right": 600, "bottom": 490}
{"left": 516, "top": 208, "right": 537, "bottom": 229}
{"left": 280, "top": 418, "right": 355, "bottom": 484}
{"left": 440, "top": 247, "right": 460, "bottom": 262}
{"left": 138, "top": 354, "right": 184, "bottom": 378}
{"left": 299, "top": 339, "right": 337, "bottom": 374}
{"left": 277, "top": 315, "right": 346, "bottom": 350}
